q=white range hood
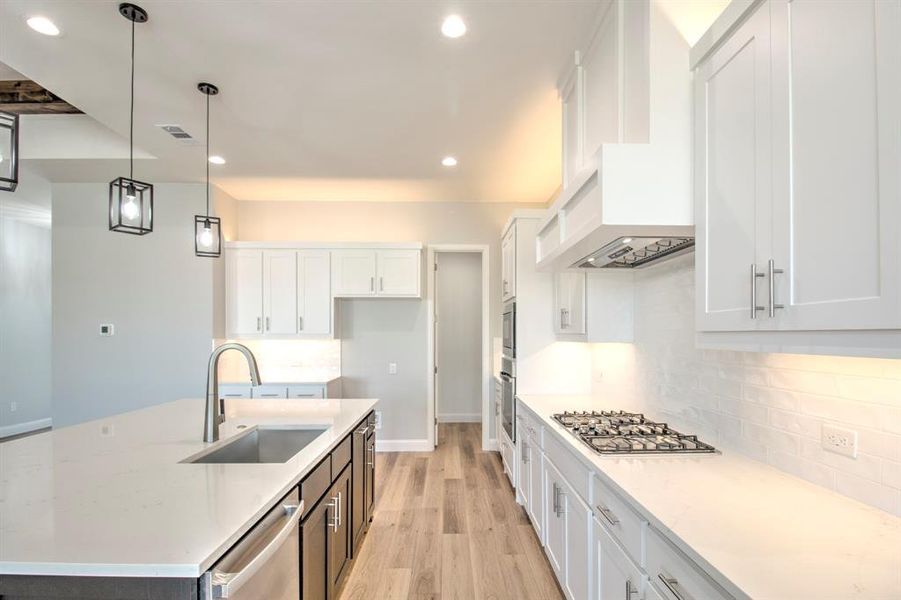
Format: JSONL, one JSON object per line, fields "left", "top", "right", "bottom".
{"left": 536, "top": 0, "right": 694, "bottom": 271}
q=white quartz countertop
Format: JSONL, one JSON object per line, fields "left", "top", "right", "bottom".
{"left": 220, "top": 376, "right": 341, "bottom": 385}
{"left": 517, "top": 394, "right": 901, "bottom": 600}
{"left": 0, "top": 397, "right": 377, "bottom": 578}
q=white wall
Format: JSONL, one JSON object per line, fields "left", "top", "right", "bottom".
{"left": 0, "top": 169, "right": 52, "bottom": 435}
{"left": 436, "top": 252, "right": 482, "bottom": 422}
{"left": 235, "top": 200, "right": 541, "bottom": 443}
{"left": 591, "top": 254, "right": 901, "bottom": 516}
{"left": 51, "top": 183, "right": 218, "bottom": 427}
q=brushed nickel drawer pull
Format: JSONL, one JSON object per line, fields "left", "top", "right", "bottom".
{"left": 597, "top": 504, "right": 620, "bottom": 526}
{"left": 658, "top": 574, "right": 687, "bottom": 600}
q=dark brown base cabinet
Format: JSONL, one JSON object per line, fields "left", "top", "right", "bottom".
{"left": 301, "top": 412, "right": 375, "bottom": 600}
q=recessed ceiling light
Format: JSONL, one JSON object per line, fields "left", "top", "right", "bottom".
{"left": 622, "top": 237, "right": 633, "bottom": 244}
{"left": 441, "top": 156, "right": 458, "bottom": 167}
{"left": 441, "top": 15, "right": 466, "bottom": 38}
{"left": 27, "top": 16, "right": 60, "bottom": 36}
{"left": 208, "top": 155, "right": 226, "bottom": 165}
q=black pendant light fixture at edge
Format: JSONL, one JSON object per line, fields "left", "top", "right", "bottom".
{"left": 194, "top": 82, "right": 222, "bottom": 258}
{"left": 109, "top": 2, "right": 153, "bottom": 235}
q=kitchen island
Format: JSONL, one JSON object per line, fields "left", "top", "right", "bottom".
{"left": 0, "top": 397, "right": 377, "bottom": 598}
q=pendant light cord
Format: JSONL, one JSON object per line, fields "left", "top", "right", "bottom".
{"left": 206, "top": 92, "right": 210, "bottom": 215}
{"left": 129, "top": 18, "right": 135, "bottom": 181}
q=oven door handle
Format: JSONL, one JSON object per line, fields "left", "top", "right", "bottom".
{"left": 499, "top": 373, "right": 514, "bottom": 383}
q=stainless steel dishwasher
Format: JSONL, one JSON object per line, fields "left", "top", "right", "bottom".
{"left": 200, "top": 489, "right": 302, "bottom": 600}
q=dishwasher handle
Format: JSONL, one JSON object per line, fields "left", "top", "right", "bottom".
{"left": 210, "top": 499, "right": 303, "bottom": 598}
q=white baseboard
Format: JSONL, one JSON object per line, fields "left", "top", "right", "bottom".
{"left": 0, "top": 417, "right": 52, "bottom": 440}
{"left": 486, "top": 438, "right": 499, "bottom": 452}
{"left": 437, "top": 413, "right": 481, "bottom": 423}
{"left": 375, "top": 439, "right": 433, "bottom": 452}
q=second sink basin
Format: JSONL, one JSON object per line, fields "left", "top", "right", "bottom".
{"left": 187, "top": 426, "right": 329, "bottom": 464}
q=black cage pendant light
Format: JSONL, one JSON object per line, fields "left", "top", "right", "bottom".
{"left": 0, "top": 110, "right": 19, "bottom": 192}
{"left": 194, "top": 82, "right": 222, "bottom": 258}
{"left": 109, "top": 3, "right": 153, "bottom": 235}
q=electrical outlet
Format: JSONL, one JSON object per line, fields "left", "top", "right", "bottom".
{"left": 99, "top": 323, "right": 115, "bottom": 336}
{"left": 388, "top": 362, "right": 397, "bottom": 375}
{"left": 100, "top": 423, "right": 115, "bottom": 437}
{"left": 822, "top": 424, "right": 858, "bottom": 458}
{"left": 374, "top": 411, "right": 382, "bottom": 430}
{"left": 9, "top": 402, "right": 17, "bottom": 413}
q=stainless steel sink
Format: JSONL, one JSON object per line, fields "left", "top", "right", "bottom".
{"left": 186, "top": 427, "right": 328, "bottom": 464}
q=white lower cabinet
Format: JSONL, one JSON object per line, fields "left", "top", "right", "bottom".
{"left": 595, "top": 519, "right": 642, "bottom": 600}
{"left": 499, "top": 432, "right": 515, "bottom": 488}
{"left": 646, "top": 527, "right": 731, "bottom": 600}
{"left": 516, "top": 418, "right": 531, "bottom": 507}
{"left": 544, "top": 459, "right": 592, "bottom": 600}
{"left": 527, "top": 430, "right": 545, "bottom": 543}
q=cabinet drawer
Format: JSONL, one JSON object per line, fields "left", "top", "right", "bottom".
{"left": 300, "top": 455, "right": 332, "bottom": 519}
{"left": 367, "top": 411, "right": 376, "bottom": 428}
{"left": 251, "top": 385, "right": 288, "bottom": 399}
{"left": 287, "top": 384, "right": 325, "bottom": 399}
{"left": 646, "top": 527, "right": 732, "bottom": 600}
{"left": 218, "top": 385, "right": 252, "bottom": 400}
{"left": 543, "top": 429, "right": 591, "bottom": 505}
{"left": 519, "top": 405, "right": 543, "bottom": 449}
{"left": 593, "top": 475, "right": 646, "bottom": 566}
{"left": 331, "top": 435, "right": 352, "bottom": 474}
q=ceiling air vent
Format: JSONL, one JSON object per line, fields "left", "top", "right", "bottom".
{"left": 156, "top": 124, "right": 200, "bottom": 145}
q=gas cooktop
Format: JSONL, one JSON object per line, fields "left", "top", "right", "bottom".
{"left": 552, "top": 410, "right": 716, "bottom": 455}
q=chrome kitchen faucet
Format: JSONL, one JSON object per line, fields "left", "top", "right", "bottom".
{"left": 203, "top": 343, "right": 261, "bottom": 443}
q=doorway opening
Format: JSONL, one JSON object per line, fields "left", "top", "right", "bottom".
{"left": 426, "top": 245, "right": 489, "bottom": 450}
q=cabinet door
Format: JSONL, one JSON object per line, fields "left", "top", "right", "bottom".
{"left": 502, "top": 227, "right": 516, "bottom": 301}
{"left": 595, "top": 519, "right": 642, "bottom": 600}
{"left": 365, "top": 433, "right": 375, "bottom": 520}
{"left": 227, "top": 250, "right": 264, "bottom": 335}
{"left": 376, "top": 250, "right": 420, "bottom": 296}
{"left": 263, "top": 250, "right": 298, "bottom": 335}
{"left": 298, "top": 251, "right": 331, "bottom": 335}
{"left": 332, "top": 250, "right": 377, "bottom": 296}
{"left": 694, "top": 2, "right": 773, "bottom": 331}
{"left": 562, "top": 66, "right": 583, "bottom": 188}
{"left": 301, "top": 496, "right": 329, "bottom": 600}
{"left": 554, "top": 272, "right": 587, "bottom": 335}
{"left": 563, "top": 480, "right": 591, "bottom": 600}
{"left": 328, "top": 466, "right": 352, "bottom": 598}
{"left": 351, "top": 425, "right": 367, "bottom": 555}
{"left": 527, "top": 444, "right": 545, "bottom": 544}
{"left": 769, "top": 0, "right": 901, "bottom": 330}
{"left": 544, "top": 461, "right": 566, "bottom": 584}
{"left": 516, "top": 421, "right": 530, "bottom": 508}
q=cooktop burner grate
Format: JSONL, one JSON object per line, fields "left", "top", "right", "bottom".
{"left": 551, "top": 411, "right": 716, "bottom": 455}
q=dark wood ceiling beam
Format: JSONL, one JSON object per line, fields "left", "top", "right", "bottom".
{"left": 0, "top": 80, "right": 82, "bottom": 114}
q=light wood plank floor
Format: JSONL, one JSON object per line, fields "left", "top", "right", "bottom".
{"left": 339, "top": 423, "right": 564, "bottom": 600}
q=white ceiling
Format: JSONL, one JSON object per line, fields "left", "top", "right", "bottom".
{"left": 0, "top": 1, "right": 602, "bottom": 203}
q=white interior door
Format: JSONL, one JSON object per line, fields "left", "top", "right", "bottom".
{"left": 263, "top": 250, "right": 297, "bottom": 335}
{"left": 332, "top": 250, "right": 376, "bottom": 296}
{"left": 377, "top": 250, "right": 420, "bottom": 296}
{"left": 227, "top": 249, "right": 263, "bottom": 335}
{"left": 694, "top": 2, "right": 773, "bottom": 331}
{"left": 769, "top": 0, "right": 901, "bottom": 330}
{"left": 297, "top": 251, "right": 331, "bottom": 335}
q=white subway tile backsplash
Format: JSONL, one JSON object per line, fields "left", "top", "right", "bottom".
{"left": 590, "top": 255, "right": 901, "bottom": 516}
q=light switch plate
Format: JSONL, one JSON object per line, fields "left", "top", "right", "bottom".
{"left": 375, "top": 411, "right": 382, "bottom": 430}
{"left": 388, "top": 362, "right": 397, "bottom": 375}
{"left": 822, "top": 424, "right": 858, "bottom": 458}
{"left": 99, "top": 324, "right": 115, "bottom": 336}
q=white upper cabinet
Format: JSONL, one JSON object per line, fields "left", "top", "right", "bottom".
{"left": 263, "top": 250, "right": 298, "bottom": 335}
{"left": 297, "top": 251, "right": 331, "bottom": 335}
{"left": 694, "top": 0, "right": 901, "bottom": 338}
{"left": 376, "top": 250, "right": 420, "bottom": 296}
{"left": 332, "top": 250, "right": 377, "bottom": 297}
{"left": 332, "top": 248, "right": 421, "bottom": 298}
{"left": 694, "top": 1, "right": 773, "bottom": 332}
{"left": 501, "top": 226, "right": 517, "bottom": 301}
{"left": 561, "top": 62, "right": 583, "bottom": 188}
{"left": 227, "top": 249, "right": 264, "bottom": 335}
{"left": 554, "top": 272, "right": 587, "bottom": 335}
{"left": 769, "top": 0, "right": 901, "bottom": 330}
